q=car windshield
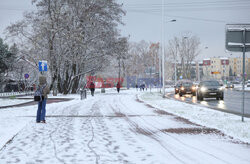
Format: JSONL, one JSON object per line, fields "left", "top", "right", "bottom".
{"left": 183, "top": 83, "right": 192, "bottom": 87}
{"left": 200, "top": 81, "right": 220, "bottom": 86}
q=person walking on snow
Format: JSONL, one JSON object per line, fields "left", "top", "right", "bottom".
{"left": 116, "top": 82, "right": 121, "bottom": 93}
{"left": 90, "top": 81, "right": 95, "bottom": 96}
{"left": 36, "top": 75, "right": 50, "bottom": 123}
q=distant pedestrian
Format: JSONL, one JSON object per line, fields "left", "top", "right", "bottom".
{"left": 142, "top": 84, "right": 145, "bottom": 91}
{"left": 139, "top": 84, "right": 145, "bottom": 91}
{"left": 135, "top": 84, "right": 138, "bottom": 91}
{"left": 117, "top": 82, "right": 121, "bottom": 93}
{"left": 90, "top": 82, "right": 95, "bottom": 96}
{"left": 36, "top": 75, "right": 50, "bottom": 123}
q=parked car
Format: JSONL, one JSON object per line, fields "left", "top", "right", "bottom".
{"left": 232, "top": 81, "right": 240, "bottom": 85}
{"left": 197, "top": 80, "right": 224, "bottom": 101}
{"left": 225, "top": 82, "right": 234, "bottom": 88}
{"left": 247, "top": 80, "right": 250, "bottom": 87}
{"left": 178, "top": 81, "right": 196, "bottom": 97}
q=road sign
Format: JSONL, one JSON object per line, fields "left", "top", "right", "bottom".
{"left": 38, "top": 61, "right": 48, "bottom": 72}
{"left": 225, "top": 24, "right": 250, "bottom": 122}
{"left": 24, "top": 73, "right": 29, "bottom": 79}
{"left": 226, "top": 24, "right": 250, "bottom": 52}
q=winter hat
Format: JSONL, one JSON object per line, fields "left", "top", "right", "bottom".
{"left": 39, "top": 75, "right": 47, "bottom": 85}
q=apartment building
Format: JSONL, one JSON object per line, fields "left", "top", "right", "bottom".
{"left": 203, "top": 57, "right": 230, "bottom": 80}
{"left": 229, "top": 57, "right": 250, "bottom": 78}
{"left": 203, "top": 57, "right": 250, "bottom": 80}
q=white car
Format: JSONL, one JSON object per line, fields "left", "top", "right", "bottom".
{"left": 247, "top": 80, "right": 250, "bottom": 87}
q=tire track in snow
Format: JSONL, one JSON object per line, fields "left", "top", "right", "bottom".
{"left": 117, "top": 94, "right": 231, "bottom": 164}
{"left": 46, "top": 103, "right": 79, "bottom": 164}
{"left": 45, "top": 102, "right": 82, "bottom": 164}
{"left": 135, "top": 95, "right": 246, "bottom": 163}
{"left": 49, "top": 122, "right": 66, "bottom": 164}
{"left": 109, "top": 98, "right": 186, "bottom": 164}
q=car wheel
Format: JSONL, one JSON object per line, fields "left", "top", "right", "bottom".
{"left": 179, "top": 93, "right": 183, "bottom": 97}
{"left": 216, "top": 97, "right": 219, "bottom": 100}
{"left": 220, "top": 96, "right": 224, "bottom": 100}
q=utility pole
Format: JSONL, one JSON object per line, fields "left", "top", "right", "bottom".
{"left": 242, "top": 28, "right": 246, "bottom": 122}
{"left": 159, "top": 50, "right": 162, "bottom": 93}
{"left": 174, "top": 44, "right": 178, "bottom": 85}
{"left": 161, "top": 0, "right": 165, "bottom": 98}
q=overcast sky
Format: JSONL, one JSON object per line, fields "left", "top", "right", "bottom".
{"left": 0, "top": 0, "right": 249, "bottom": 60}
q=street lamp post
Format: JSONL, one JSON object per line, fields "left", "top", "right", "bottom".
{"left": 174, "top": 58, "right": 177, "bottom": 85}
{"left": 161, "top": 0, "right": 176, "bottom": 97}
{"left": 174, "top": 44, "right": 179, "bottom": 86}
{"left": 161, "top": 0, "right": 165, "bottom": 97}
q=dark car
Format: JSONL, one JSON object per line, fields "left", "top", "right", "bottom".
{"left": 177, "top": 82, "right": 196, "bottom": 97}
{"left": 174, "top": 83, "right": 181, "bottom": 94}
{"left": 197, "top": 80, "right": 224, "bottom": 101}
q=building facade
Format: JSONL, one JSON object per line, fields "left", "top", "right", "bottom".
{"left": 203, "top": 57, "right": 250, "bottom": 80}
{"left": 229, "top": 57, "right": 250, "bottom": 79}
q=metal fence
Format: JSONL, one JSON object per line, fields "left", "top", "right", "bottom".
{"left": 0, "top": 91, "right": 34, "bottom": 98}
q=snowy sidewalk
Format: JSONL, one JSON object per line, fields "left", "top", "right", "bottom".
{"left": 0, "top": 90, "right": 250, "bottom": 164}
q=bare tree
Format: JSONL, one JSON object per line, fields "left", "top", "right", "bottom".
{"left": 5, "top": 0, "right": 128, "bottom": 94}
{"left": 167, "top": 33, "right": 201, "bottom": 80}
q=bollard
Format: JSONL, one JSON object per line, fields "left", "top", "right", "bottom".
{"left": 84, "top": 89, "right": 87, "bottom": 99}
{"left": 80, "top": 89, "right": 87, "bottom": 100}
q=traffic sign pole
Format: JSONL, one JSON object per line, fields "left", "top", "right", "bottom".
{"left": 226, "top": 24, "right": 250, "bottom": 122}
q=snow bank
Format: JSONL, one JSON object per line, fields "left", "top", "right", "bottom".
{"left": 138, "top": 92, "right": 250, "bottom": 143}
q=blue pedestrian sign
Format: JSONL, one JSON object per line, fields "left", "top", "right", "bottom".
{"left": 38, "top": 61, "right": 48, "bottom": 72}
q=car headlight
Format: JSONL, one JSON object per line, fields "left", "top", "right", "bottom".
{"left": 181, "top": 87, "right": 184, "bottom": 91}
{"left": 219, "top": 87, "right": 224, "bottom": 90}
{"left": 200, "top": 87, "right": 207, "bottom": 92}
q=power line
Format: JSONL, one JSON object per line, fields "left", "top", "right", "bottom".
{"left": 126, "top": 10, "right": 246, "bottom": 24}
{"left": 125, "top": 0, "right": 250, "bottom": 7}
{"left": 124, "top": 0, "right": 250, "bottom": 12}
{"left": 126, "top": 4, "right": 250, "bottom": 12}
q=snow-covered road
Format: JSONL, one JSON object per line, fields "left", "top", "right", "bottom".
{"left": 0, "top": 90, "right": 250, "bottom": 164}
